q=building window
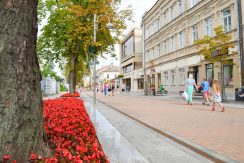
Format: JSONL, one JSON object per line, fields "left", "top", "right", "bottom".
{"left": 158, "top": 73, "right": 162, "bottom": 86}
{"left": 164, "top": 72, "right": 168, "bottom": 85}
{"left": 206, "top": 63, "right": 214, "bottom": 85}
{"left": 179, "top": 68, "right": 186, "bottom": 84}
{"left": 107, "top": 74, "right": 109, "bottom": 79}
{"left": 122, "top": 36, "right": 134, "bottom": 58}
{"left": 165, "top": 9, "right": 169, "bottom": 23}
{"left": 179, "top": 31, "right": 184, "bottom": 48}
{"left": 138, "top": 78, "right": 144, "bottom": 89}
{"left": 165, "top": 40, "right": 168, "bottom": 53}
{"left": 171, "top": 36, "right": 175, "bottom": 51}
{"left": 205, "top": 17, "right": 213, "bottom": 36}
{"left": 171, "top": 70, "right": 175, "bottom": 85}
{"left": 152, "top": 48, "right": 155, "bottom": 59}
{"left": 157, "top": 18, "right": 160, "bottom": 31}
{"left": 164, "top": 12, "right": 167, "bottom": 24}
{"left": 178, "top": 0, "right": 184, "bottom": 14}
{"left": 157, "top": 44, "right": 161, "bottom": 57}
{"left": 171, "top": 6, "right": 174, "bottom": 20}
{"left": 223, "top": 8, "right": 231, "bottom": 32}
{"left": 161, "top": 14, "right": 164, "bottom": 27}
{"left": 192, "top": 24, "right": 198, "bottom": 43}
{"left": 123, "top": 64, "right": 132, "bottom": 73}
{"left": 190, "top": 0, "right": 197, "bottom": 8}
{"left": 224, "top": 61, "right": 233, "bottom": 86}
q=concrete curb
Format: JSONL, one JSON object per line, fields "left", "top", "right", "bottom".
{"left": 85, "top": 93, "right": 238, "bottom": 163}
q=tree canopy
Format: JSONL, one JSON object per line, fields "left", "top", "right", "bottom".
{"left": 38, "top": 0, "right": 132, "bottom": 92}
{"left": 195, "top": 26, "right": 237, "bottom": 67}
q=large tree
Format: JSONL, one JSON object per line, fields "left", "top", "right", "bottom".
{"left": 38, "top": 0, "right": 132, "bottom": 93}
{"left": 0, "top": 0, "right": 49, "bottom": 162}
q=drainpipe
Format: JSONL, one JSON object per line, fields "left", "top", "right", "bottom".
{"left": 236, "top": 0, "right": 244, "bottom": 88}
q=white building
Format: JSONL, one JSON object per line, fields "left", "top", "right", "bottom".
{"left": 141, "top": 0, "right": 244, "bottom": 99}
{"left": 96, "top": 64, "right": 120, "bottom": 90}
{"left": 41, "top": 76, "right": 60, "bottom": 96}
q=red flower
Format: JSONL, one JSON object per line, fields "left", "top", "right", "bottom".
{"left": 3, "top": 154, "right": 10, "bottom": 160}
{"left": 42, "top": 97, "right": 109, "bottom": 162}
{"left": 30, "top": 153, "right": 37, "bottom": 160}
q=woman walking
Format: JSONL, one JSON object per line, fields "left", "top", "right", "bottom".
{"left": 185, "top": 74, "right": 198, "bottom": 105}
{"left": 212, "top": 79, "right": 225, "bottom": 112}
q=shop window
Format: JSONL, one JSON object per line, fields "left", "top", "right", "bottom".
{"left": 138, "top": 79, "right": 144, "bottom": 89}
{"left": 158, "top": 73, "right": 162, "bottom": 87}
{"left": 224, "top": 62, "right": 233, "bottom": 86}
{"left": 206, "top": 64, "right": 214, "bottom": 85}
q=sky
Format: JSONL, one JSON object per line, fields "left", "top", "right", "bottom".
{"left": 96, "top": 0, "right": 157, "bottom": 69}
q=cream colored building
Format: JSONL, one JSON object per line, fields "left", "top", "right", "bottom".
{"left": 142, "top": 0, "right": 244, "bottom": 99}
{"left": 96, "top": 64, "right": 120, "bottom": 90}
{"left": 120, "top": 28, "right": 144, "bottom": 92}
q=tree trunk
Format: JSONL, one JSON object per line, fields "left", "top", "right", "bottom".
{"left": 0, "top": 0, "right": 48, "bottom": 161}
{"left": 69, "top": 52, "right": 78, "bottom": 94}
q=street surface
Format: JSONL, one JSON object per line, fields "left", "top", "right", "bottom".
{"left": 82, "top": 94, "right": 215, "bottom": 163}
{"left": 85, "top": 91, "right": 243, "bottom": 162}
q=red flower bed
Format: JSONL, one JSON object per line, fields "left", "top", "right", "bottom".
{"left": 60, "top": 92, "right": 80, "bottom": 97}
{"left": 43, "top": 98, "right": 108, "bottom": 162}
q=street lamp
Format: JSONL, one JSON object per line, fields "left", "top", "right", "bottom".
{"left": 93, "top": 14, "right": 113, "bottom": 105}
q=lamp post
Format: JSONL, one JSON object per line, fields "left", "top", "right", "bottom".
{"left": 93, "top": 14, "right": 113, "bottom": 105}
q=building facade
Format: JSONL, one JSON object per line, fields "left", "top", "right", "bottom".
{"left": 96, "top": 64, "right": 120, "bottom": 91}
{"left": 41, "top": 76, "right": 60, "bottom": 96}
{"left": 142, "top": 0, "right": 244, "bottom": 99}
{"left": 120, "top": 28, "right": 144, "bottom": 92}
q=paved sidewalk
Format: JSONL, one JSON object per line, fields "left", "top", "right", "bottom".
{"left": 82, "top": 94, "right": 213, "bottom": 163}
{"left": 85, "top": 91, "right": 243, "bottom": 162}
{"left": 123, "top": 92, "right": 244, "bottom": 109}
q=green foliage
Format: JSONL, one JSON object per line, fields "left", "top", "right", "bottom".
{"left": 60, "top": 83, "right": 68, "bottom": 92}
{"left": 195, "top": 26, "right": 237, "bottom": 67}
{"left": 41, "top": 64, "right": 63, "bottom": 82}
{"left": 37, "top": 0, "right": 132, "bottom": 85}
{"left": 117, "top": 74, "right": 124, "bottom": 79}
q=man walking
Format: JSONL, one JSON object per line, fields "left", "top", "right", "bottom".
{"left": 201, "top": 78, "right": 210, "bottom": 106}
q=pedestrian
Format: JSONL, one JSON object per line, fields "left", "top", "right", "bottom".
{"left": 185, "top": 74, "right": 198, "bottom": 105}
{"left": 108, "top": 85, "right": 112, "bottom": 96}
{"left": 112, "top": 84, "right": 115, "bottom": 96}
{"left": 116, "top": 84, "right": 120, "bottom": 95}
{"left": 126, "top": 85, "right": 130, "bottom": 94}
{"left": 122, "top": 84, "right": 125, "bottom": 93}
{"left": 201, "top": 78, "right": 210, "bottom": 106}
{"left": 103, "top": 84, "right": 107, "bottom": 96}
{"left": 211, "top": 79, "right": 225, "bottom": 112}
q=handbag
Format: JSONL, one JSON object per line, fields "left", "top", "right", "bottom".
{"left": 182, "top": 91, "right": 188, "bottom": 100}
